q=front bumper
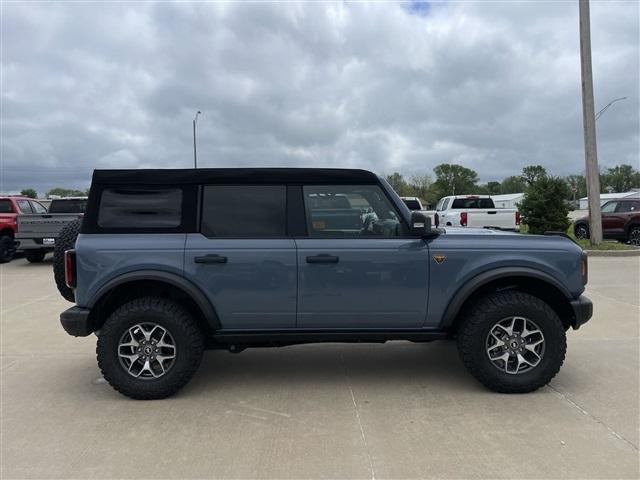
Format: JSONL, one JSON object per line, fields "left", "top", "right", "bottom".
{"left": 570, "top": 295, "right": 593, "bottom": 329}
{"left": 60, "top": 306, "right": 93, "bottom": 337}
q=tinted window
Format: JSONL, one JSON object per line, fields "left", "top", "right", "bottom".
{"left": 303, "top": 185, "right": 403, "bottom": 238}
{"left": 201, "top": 185, "right": 286, "bottom": 237}
{"left": 49, "top": 199, "right": 87, "bottom": 213}
{"left": 98, "top": 188, "right": 182, "bottom": 228}
{"left": 403, "top": 199, "right": 421, "bottom": 210}
{"left": 451, "top": 198, "right": 495, "bottom": 209}
{"left": 30, "top": 201, "right": 47, "bottom": 214}
{"left": 601, "top": 202, "right": 618, "bottom": 213}
{"left": 0, "top": 200, "right": 13, "bottom": 213}
{"left": 17, "top": 200, "right": 32, "bottom": 213}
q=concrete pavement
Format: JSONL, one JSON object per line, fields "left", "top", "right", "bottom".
{"left": 1, "top": 257, "right": 638, "bottom": 479}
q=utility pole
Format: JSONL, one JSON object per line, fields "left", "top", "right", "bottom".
{"left": 579, "top": 0, "right": 602, "bottom": 245}
{"left": 193, "top": 110, "right": 201, "bottom": 168}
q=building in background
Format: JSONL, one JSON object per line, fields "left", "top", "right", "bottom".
{"left": 491, "top": 193, "right": 524, "bottom": 209}
{"left": 578, "top": 189, "right": 640, "bottom": 210}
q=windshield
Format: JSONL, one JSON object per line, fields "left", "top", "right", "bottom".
{"left": 451, "top": 198, "right": 495, "bottom": 209}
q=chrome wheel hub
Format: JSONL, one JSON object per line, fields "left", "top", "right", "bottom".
{"left": 118, "top": 323, "right": 177, "bottom": 379}
{"left": 485, "top": 316, "right": 545, "bottom": 375}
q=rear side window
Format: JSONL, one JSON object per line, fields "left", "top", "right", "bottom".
{"left": 98, "top": 188, "right": 182, "bottom": 228}
{"left": 201, "top": 185, "right": 286, "bottom": 237}
{"left": 0, "top": 200, "right": 13, "bottom": 213}
{"left": 451, "top": 198, "right": 494, "bottom": 209}
{"left": 49, "top": 199, "right": 86, "bottom": 213}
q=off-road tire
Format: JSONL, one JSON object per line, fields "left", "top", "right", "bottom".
{"left": 456, "top": 291, "right": 566, "bottom": 393}
{"left": 0, "top": 235, "right": 15, "bottom": 263}
{"left": 97, "top": 297, "right": 204, "bottom": 400}
{"left": 53, "top": 219, "right": 82, "bottom": 302}
{"left": 25, "top": 249, "right": 47, "bottom": 263}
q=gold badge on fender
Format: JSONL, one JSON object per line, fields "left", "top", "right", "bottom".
{"left": 433, "top": 254, "right": 447, "bottom": 264}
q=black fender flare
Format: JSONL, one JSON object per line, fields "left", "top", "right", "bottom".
{"left": 439, "top": 266, "right": 573, "bottom": 328}
{"left": 88, "top": 270, "right": 221, "bottom": 330}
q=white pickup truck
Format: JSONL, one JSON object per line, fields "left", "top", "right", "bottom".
{"left": 434, "top": 195, "right": 520, "bottom": 231}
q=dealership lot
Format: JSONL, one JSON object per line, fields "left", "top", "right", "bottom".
{"left": 1, "top": 256, "right": 638, "bottom": 479}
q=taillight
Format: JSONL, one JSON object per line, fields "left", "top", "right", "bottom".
{"left": 434, "top": 212, "right": 440, "bottom": 227}
{"left": 515, "top": 211, "right": 521, "bottom": 225}
{"left": 460, "top": 212, "right": 468, "bottom": 226}
{"left": 64, "top": 250, "right": 76, "bottom": 288}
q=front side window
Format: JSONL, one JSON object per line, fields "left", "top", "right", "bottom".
{"left": 17, "top": 200, "right": 32, "bottom": 213}
{"left": 303, "top": 185, "right": 404, "bottom": 237}
{"left": 98, "top": 188, "right": 182, "bottom": 228}
{"left": 201, "top": 185, "right": 286, "bottom": 237}
{"left": 601, "top": 202, "right": 618, "bottom": 214}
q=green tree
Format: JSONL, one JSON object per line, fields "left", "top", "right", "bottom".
{"left": 500, "top": 176, "right": 527, "bottom": 194}
{"left": 565, "top": 175, "right": 587, "bottom": 201}
{"left": 46, "top": 187, "right": 86, "bottom": 198}
{"left": 20, "top": 188, "right": 37, "bottom": 198}
{"left": 521, "top": 165, "right": 548, "bottom": 185}
{"left": 432, "top": 164, "right": 479, "bottom": 197}
{"left": 600, "top": 164, "right": 640, "bottom": 193}
{"left": 518, "top": 176, "right": 570, "bottom": 234}
{"left": 385, "top": 172, "right": 411, "bottom": 196}
{"left": 485, "top": 181, "right": 502, "bottom": 195}
{"left": 407, "top": 173, "right": 432, "bottom": 203}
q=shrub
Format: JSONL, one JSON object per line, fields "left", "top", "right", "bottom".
{"left": 519, "top": 176, "right": 570, "bottom": 234}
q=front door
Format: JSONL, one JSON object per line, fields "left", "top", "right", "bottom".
{"left": 296, "top": 184, "right": 430, "bottom": 328}
{"left": 184, "top": 185, "right": 297, "bottom": 329}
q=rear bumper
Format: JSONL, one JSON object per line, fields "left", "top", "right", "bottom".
{"left": 570, "top": 295, "right": 593, "bottom": 329}
{"left": 60, "top": 306, "right": 93, "bottom": 337}
{"left": 14, "top": 238, "right": 54, "bottom": 250}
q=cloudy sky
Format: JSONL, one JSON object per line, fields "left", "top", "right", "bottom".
{"left": 2, "top": 1, "right": 638, "bottom": 194}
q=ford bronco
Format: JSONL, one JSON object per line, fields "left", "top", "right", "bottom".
{"left": 58, "top": 168, "right": 592, "bottom": 399}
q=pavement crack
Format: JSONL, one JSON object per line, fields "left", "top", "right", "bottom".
{"left": 341, "top": 351, "right": 376, "bottom": 480}
{"left": 547, "top": 384, "right": 638, "bottom": 451}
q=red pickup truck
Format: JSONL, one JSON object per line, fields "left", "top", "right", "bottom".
{"left": 574, "top": 199, "right": 640, "bottom": 245}
{"left": 0, "top": 196, "right": 48, "bottom": 263}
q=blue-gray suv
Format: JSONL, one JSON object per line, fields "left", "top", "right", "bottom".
{"left": 58, "top": 168, "right": 592, "bottom": 399}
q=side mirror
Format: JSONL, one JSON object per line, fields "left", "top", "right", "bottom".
{"left": 410, "top": 211, "right": 432, "bottom": 236}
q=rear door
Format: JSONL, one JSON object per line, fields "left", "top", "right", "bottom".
{"left": 184, "top": 185, "right": 297, "bottom": 329}
{"left": 295, "top": 184, "right": 430, "bottom": 328}
{"left": 600, "top": 201, "right": 620, "bottom": 235}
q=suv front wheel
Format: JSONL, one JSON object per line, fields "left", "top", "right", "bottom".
{"left": 456, "top": 291, "right": 566, "bottom": 393}
{"left": 97, "top": 297, "right": 204, "bottom": 400}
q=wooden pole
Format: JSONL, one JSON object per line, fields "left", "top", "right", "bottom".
{"left": 579, "top": 0, "right": 602, "bottom": 244}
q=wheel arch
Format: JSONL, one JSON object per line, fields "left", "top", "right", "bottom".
{"left": 0, "top": 227, "right": 15, "bottom": 238}
{"left": 87, "top": 271, "right": 220, "bottom": 345}
{"left": 441, "top": 267, "right": 575, "bottom": 332}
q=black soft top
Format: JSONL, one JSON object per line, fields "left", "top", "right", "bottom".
{"left": 91, "top": 168, "right": 379, "bottom": 186}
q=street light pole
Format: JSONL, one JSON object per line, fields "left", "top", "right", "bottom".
{"left": 579, "top": 0, "right": 602, "bottom": 245}
{"left": 595, "top": 97, "right": 627, "bottom": 121}
{"left": 193, "top": 110, "right": 201, "bottom": 168}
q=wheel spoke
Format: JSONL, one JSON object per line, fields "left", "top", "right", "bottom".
{"left": 118, "top": 323, "right": 177, "bottom": 380}
{"left": 485, "top": 316, "right": 545, "bottom": 375}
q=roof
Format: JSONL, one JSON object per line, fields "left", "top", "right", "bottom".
{"left": 491, "top": 193, "right": 525, "bottom": 201}
{"left": 91, "top": 168, "right": 379, "bottom": 186}
{"left": 579, "top": 191, "right": 640, "bottom": 201}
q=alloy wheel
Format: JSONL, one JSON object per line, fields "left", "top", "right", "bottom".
{"left": 118, "top": 323, "right": 177, "bottom": 379}
{"left": 485, "top": 316, "right": 545, "bottom": 375}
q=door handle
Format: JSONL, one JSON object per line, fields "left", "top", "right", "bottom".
{"left": 306, "top": 254, "right": 339, "bottom": 264}
{"left": 194, "top": 254, "right": 228, "bottom": 264}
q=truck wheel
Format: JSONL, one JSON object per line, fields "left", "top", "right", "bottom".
{"left": 97, "top": 297, "right": 204, "bottom": 400}
{"left": 628, "top": 226, "right": 640, "bottom": 246}
{"left": 53, "top": 219, "right": 82, "bottom": 302}
{"left": 0, "top": 235, "right": 15, "bottom": 263}
{"left": 25, "top": 249, "right": 47, "bottom": 263}
{"left": 574, "top": 223, "right": 589, "bottom": 239}
{"left": 456, "top": 291, "right": 566, "bottom": 393}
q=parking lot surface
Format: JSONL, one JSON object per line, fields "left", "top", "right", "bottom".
{"left": 1, "top": 256, "right": 638, "bottom": 479}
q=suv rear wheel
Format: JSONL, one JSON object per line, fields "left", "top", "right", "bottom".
{"left": 628, "top": 226, "right": 640, "bottom": 246}
{"left": 456, "top": 291, "right": 566, "bottom": 393}
{"left": 97, "top": 297, "right": 204, "bottom": 400}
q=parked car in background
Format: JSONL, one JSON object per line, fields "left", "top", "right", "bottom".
{"left": 0, "top": 196, "right": 49, "bottom": 263}
{"left": 434, "top": 195, "right": 521, "bottom": 231}
{"left": 574, "top": 199, "right": 640, "bottom": 245}
{"left": 58, "top": 168, "right": 590, "bottom": 400}
{"left": 15, "top": 197, "right": 86, "bottom": 263}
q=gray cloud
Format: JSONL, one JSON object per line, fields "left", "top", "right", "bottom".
{"left": 1, "top": 1, "right": 638, "bottom": 194}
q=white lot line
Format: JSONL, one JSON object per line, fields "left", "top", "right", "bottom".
{"left": 546, "top": 384, "right": 639, "bottom": 451}
{"left": 0, "top": 294, "right": 56, "bottom": 315}
{"left": 587, "top": 290, "right": 640, "bottom": 309}
{"left": 341, "top": 350, "right": 376, "bottom": 480}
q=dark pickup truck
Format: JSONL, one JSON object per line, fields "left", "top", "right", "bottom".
{"left": 574, "top": 198, "right": 640, "bottom": 245}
